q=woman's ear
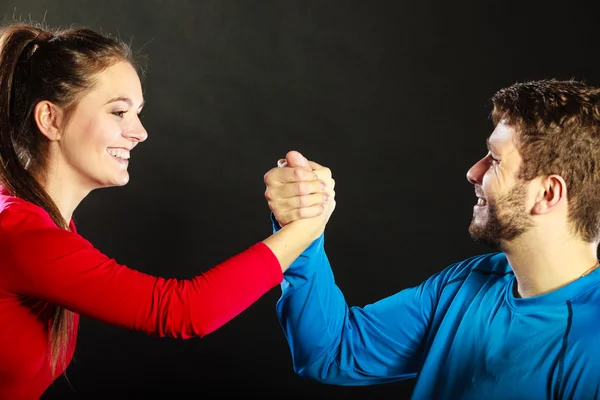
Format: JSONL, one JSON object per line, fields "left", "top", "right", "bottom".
{"left": 33, "top": 100, "right": 63, "bottom": 141}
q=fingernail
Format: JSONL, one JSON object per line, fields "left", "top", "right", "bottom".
{"left": 323, "top": 193, "right": 330, "bottom": 202}
{"left": 319, "top": 179, "right": 327, "bottom": 189}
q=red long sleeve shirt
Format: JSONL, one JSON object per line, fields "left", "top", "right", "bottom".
{"left": 0, "top": 192, "right": 283, "bottom": 399}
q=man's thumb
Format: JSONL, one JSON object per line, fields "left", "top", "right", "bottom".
{"left": 285, "top": 150, "right": 311, "bottom": 170}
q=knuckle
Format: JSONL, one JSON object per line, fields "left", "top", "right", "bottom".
{"left": 264, "top": 188, "right": 273, "bottom": 201}
{"left": 314, "top": 180, "right": 324, "bottom": 192}
{"left": 297, "top": 207, "right": 308, "bottom": 219}
{"left": 263, "top": 169, "right": 275, "bottom": 184}
{"left": 317, "top": 167, "right": 331, "bottom": 180}
{"left": 293, "top": 167, "right": 304, "bottom": 180}
{"left": 297, "top": 181, "right": 307, "bottom": 196}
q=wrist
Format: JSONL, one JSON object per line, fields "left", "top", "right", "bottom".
{"left": 262, "top": 218, "right": 323, "bottom": 272}
{"left": 283, "top": 218, "right": 325, "bottom": 243}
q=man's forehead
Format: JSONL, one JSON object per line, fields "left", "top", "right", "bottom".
{"left": 488, "top": 121, "right": 516, "bottom": 147}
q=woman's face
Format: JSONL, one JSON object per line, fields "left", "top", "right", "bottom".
{"left": 55, "top": 61, "right": 147, "bottom": 192}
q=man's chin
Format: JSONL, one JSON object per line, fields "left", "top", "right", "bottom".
{"left": 468, "top": 219, "right": 484, "bottom": 236}
{"left": 469, "top": 225, "right": 501, "bottom": 249}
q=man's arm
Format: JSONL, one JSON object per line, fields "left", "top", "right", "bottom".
{"left": 274, "top": 218, "right": 449, "bottom": 384}
{"left": 266, "top": 151, "right": 442, "bottom": 385}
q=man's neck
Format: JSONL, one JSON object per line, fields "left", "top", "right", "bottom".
{"left": 504, "top": 234, "right": 598, "bottom": 298}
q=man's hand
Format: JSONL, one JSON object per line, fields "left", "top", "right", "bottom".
{"left": 264, "top": 150, "right": 336, "bottom": 226}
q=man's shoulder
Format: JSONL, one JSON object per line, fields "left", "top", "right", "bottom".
{"left": 442, "top": 252, "right": 511, "bottom": 283}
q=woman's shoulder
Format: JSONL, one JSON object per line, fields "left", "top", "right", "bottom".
{"left": 0, "top": 192, "right": 56, "bottom": 231}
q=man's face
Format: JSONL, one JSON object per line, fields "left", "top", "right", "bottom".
{"left": 466, "top": 122, "right": 534, "bottom": 249}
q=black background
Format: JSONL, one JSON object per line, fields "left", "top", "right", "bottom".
{"left": 1, "top": 1, "right": 598, "bottom": 398}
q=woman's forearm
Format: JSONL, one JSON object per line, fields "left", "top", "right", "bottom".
{"left": 262, "top": 218, "right": 324, "bottom": 272}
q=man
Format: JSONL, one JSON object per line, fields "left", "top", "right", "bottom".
{"left": 263, "top": 79, "right": 600, "bottom": 399}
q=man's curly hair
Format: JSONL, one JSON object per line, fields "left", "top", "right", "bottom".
{"left": 491, "top": 79, "right": 600, "bottom": 243}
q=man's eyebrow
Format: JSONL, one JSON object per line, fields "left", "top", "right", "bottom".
{"left": 486, "top": 138, "right": 498, "bottom": 153}
{"left": 105, "top": 96, "right": 145, "bottom": 109}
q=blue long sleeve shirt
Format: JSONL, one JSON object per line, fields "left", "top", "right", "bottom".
{"left": 276, "top": 230, "right": 600, "bottom": 399}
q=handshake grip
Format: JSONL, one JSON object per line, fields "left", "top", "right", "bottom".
{"left": 265, "top": 151, "right": 336, "bottom": 227}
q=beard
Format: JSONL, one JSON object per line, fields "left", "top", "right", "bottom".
{"left": 468, "top": 182, "right": 534, "bottom": 251}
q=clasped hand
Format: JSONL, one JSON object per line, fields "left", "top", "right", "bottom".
{"left": 263, "top": 150, "right": 336, "bottom": 227}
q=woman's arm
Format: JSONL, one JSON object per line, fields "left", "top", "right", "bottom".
{"left": 0, "top": 192, "right": 332, "bottom": 338}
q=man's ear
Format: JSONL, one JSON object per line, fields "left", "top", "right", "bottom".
{"left": 33, "top": 100, "right": 63, "bottom": 141}
{"left": 532, "top": 174, "right": 567, "bottom": 215}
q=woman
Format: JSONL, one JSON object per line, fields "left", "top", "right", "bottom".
{"left": 0, "top": 22, "right": 335, "bottom": 399}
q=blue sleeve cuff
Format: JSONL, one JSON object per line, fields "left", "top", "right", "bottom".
{"left": 270, "top": 212, "right": 282, "bottom": 233}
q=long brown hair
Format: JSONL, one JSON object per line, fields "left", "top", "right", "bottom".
{"left": 0, "top": 21, "right": 139, "bottom": 378}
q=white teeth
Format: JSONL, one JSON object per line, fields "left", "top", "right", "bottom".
{"left": 107, "top": 149, "right": 130, "bottom": 160}
{"left": 477, "top": 198, "right": 487, "bottom": 206}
